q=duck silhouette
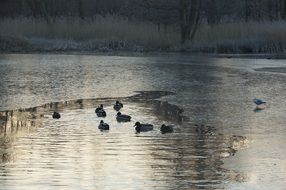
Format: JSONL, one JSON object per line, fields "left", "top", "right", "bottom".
{"left": 134, "top": 122, "right": 153, "bottom": 133}
{"left": 52, "top": 112, "right": 61, "bottom": 119}
{"left": 95, "top": 104, "right": 106, "bottom": 117}
{"left": 98, "top": 120, "right": 109, "bottom": 130}
{"left": 160, "top": 124, "right": 174, "bottom": 134}
{"left": 116, "top": 112, "right": 131, "bottom": 122}
{"left": 113, "top": 100, "right": 123, "bottom": 111}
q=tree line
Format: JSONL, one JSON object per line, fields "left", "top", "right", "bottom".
{"left": 0, "top": 0, "right": 285, "bottom": 43}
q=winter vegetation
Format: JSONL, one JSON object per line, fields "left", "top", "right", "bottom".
{"left": 192, "top": 21, "right": 286, "bottom": 53}
{"left": 0, "top": 0, "right": 285, "bottom": 54}
{"left": 0, "top": 16, "right": 179, "bottom": 52}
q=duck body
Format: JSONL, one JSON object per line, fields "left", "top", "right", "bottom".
{"left": 116, "top": 112, "right": 131, "bottom": 122}
{"left": 95, "top": 104, "right": 104, "bottom": 113}
{"left": 160, "top": 124, "right": 174, "bottom": 134}
{"left": 98, "top": 120, "right": 109, "bottom": 130}
{"left": 95, "top": 104, "right": 106, "bottom": 117}
{"left": 52, "top": 112, "right": 61, "bottom": 119}
{"left": 134, "top": 122, "right": 153, "bottom": 133}
{"left": 95, "top": 107, "right": 103, "bottom": 113}
{"left": 96, "top": 109, "right": 107, "bottom": 117}
{"left": 113, "top": 101, "right": 123, "bottom": 111}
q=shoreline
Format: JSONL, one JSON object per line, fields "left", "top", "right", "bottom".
{"left": 1, "top": 50, "right": 285, "bottom": 60}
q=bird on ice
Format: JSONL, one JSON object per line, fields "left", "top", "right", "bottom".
{"left": 253, "top": 98, "right": 266, "bottom": 105}
{"left": 253, "top": 98, "right": 266, "bottom": 111}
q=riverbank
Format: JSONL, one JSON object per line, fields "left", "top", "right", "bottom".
{"left": 0, "top": 39, "right": 285, "bottom": 59}
{"left": 1, "top": 44, "right": 285, "bottom": 61}
{"left": 0, "top": 17, "right": 285, "bottom": 55}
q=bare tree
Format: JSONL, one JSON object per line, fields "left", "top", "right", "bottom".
{"left": 77, "top": 0, "right": 84, "bottom": 19}
{"left": 25, "top": 0, "right": 59, "bottom": 23}
{"left": 143, "top": 0, "right": 201, "bottom": 44}
{"left": 2, "top": 0, "right": 285, "bottom": 23}
{"left": 280, "top": 0, "right": 286, "bottom": 19}
{"left": 179, "top": 0, "right": 201, "bottom": 43}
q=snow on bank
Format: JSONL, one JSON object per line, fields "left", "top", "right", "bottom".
{"left": 0, "top": 36, "right": 145, "bottom": 52}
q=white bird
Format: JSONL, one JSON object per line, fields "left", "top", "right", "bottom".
{"left": 253, "top": 98, "right": 266, "bottom": 105}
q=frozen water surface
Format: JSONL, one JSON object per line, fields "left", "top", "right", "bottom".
{"left": 0, "top": 53, "right": 285, "bottom": 189}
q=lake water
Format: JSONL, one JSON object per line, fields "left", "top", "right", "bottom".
{"left": 0, "top": 53, "right": 285, "bottom": 189}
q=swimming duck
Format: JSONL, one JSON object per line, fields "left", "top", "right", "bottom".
{"left": 52, "top": 112, "right": 61, "bottom": 119}
{"left": 160, "top": 124, "right": 174, "bottom": 134}
{"left": 113, "top": 100, "right": 123, "bottom": 111}
{"left": 95, "top": 104, "right": 106, "bottom": 117}
{"left": 116, "top": 112, "right": 131, "bottom": 122}
{"left": 134, "top": 122, "right": 153, "bottom": 133}
{"left": 96, "top": 109, "right": 106, "bottom": 117}
{"left": 98, "top": 120, "right": 109, "bottom": 130}
{"left": 95, "top": 104, "right": 104, "bottom": 113}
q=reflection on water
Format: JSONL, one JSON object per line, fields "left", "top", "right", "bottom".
{"left": 0, "top": 91, "right": 248, "bottom": 189}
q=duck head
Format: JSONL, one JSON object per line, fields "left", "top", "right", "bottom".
{"left": 116, "top": 100, "right": 120, "bottom": 104}
{"left": 134, "top": 122, "right": 141, "bottom": 127}
{"left": 117, "top": 112, "right": 122, "bottom": 116}
{"left": 100, "top": 120, "right": 104, "bottom": 124}
{"left": 134, "top": 122, "right": 141, "bottom": 133}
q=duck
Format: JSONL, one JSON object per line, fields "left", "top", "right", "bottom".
{"left": 95, "top": 104, "right": 106, "bottom": 117}
{"left": 52, "top": 111, "right": 61, "bottom": 119}
{"left": 160, "top": 124, "right": 174, "bottom": 134}
{"left": 98, "top": 120, "right": 109, "bottom": 130}
{"left": 116, "top": 112, "right": 131, "bottom": 122}
{"left": 113, "top": 100, "right": 123, "bottom": 111}
{"left": 96, "top": 109, "right": 106, "bottom": 117}
{"left": 134, "top": 122, "right": 153, "bottom": 133}
{"left": 95, "top": 104, "right": 104, "bottom": 113}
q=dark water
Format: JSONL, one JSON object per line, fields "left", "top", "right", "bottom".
{"left": 0, "top": 53, "right": 285, "bottom": 189}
